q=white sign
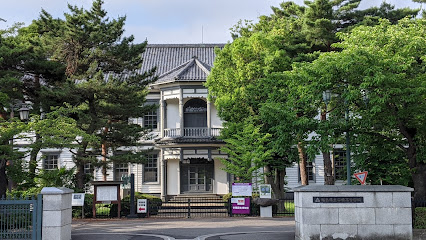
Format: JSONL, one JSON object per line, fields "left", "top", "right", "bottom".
{"left": 259, "top": 184, "right": 272, "bottom": 199}
{"left": 231, "top": 198, "right": 245, "bottom": 206}
{"left": 232, "top": 183, "right": 252, "bottom": 196}
{"left": 72, "top": 193, "right": 85, "bottom": 207}
{"left": 96, "top": 186, "right": 118, "bottom": 201}
{"left": 137, "top": 199, "right": 148, "bottom": 213}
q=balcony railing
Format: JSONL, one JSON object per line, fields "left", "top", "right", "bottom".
{"left": 163, "top": 128, "right": 221, "bottom": 138}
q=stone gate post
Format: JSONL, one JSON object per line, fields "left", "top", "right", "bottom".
{"left": 41, "top": 187, "right": 74, "bottom": 240}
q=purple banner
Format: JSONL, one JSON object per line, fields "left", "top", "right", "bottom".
{"left": 231, "top": 197, "right": 250, "bottom": 214}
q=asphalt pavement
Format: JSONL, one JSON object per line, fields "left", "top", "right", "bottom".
{"left": 71, "top": 217, "right": 296, "bottom": 240}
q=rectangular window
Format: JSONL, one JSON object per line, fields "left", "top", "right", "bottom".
{"left": 84, "top": 163, "right": 92, "bottom": 175}
{"left": 143, "top": 154, "right": 158, "bottom": 183}
{"left": 333, "top": 149, "right": 346, "bottom": 181}
{"left": 43, "top": 154, "right": 59, "bottom": 170}
{"left": 143, "top": 110, "right": 158, "bottom": 129}
{"left": 299, "top": 159, "right": 315, "bottom": 182}
{"left": 114, "top": 163, "right": 129, "bottom": 181}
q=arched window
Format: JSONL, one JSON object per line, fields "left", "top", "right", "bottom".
{"left": 184, "top": 98, "right": 207, "bottom": 128}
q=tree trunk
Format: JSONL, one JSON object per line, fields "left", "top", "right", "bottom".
{"left": 75, "top": 156, "right": 85, "bottom": 191}
{"left": 321, "top": 109, "right": 334, "bottom": 185}
{"left": 412, "top": 162, "right": 426, "bottom": 199}
{"left": 297, "top": 142, "right": 309, "bottom": 185}
{"left": 28, "top": 134, "right": 42, "bottom": 182}
{"left": 0, "top": 159, "right": 8, "bottom": 198}
{"left": 101, "top": 125, "right": 109, "bottom": 181}
{"left": 264, "top": 166, "right": 286, "bottom": 212}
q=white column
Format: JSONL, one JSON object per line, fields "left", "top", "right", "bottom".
{"left": 160, "top": 91, "right": 165, "bottom": 138}
{"left": 160, "top": 148, "right": 165, "bottom": 200}
{"left": 41, "top": 187, "right": 73, "bottom": 240}
{"left": 179, "top": 89, "right": 184, "bottom": 136}
{"left": 207, "top": 99, "right": 211, "bottom": 135}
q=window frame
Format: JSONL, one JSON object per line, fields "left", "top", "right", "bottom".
{"left": 143, "top": 153, "right": 159, "bottom": 183}
{"left": 43, "top": 153, "right": 59, "bottom": 170}
{"left": 114, "top": 163, "right": 129, "bottom": 181}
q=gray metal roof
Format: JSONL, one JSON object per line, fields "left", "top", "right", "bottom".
{"left": 141, "top": 44, "right": 225, "bottom": 85}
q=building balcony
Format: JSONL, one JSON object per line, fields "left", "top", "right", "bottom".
{"left": 163, "top": 128, "right": 221, "bottom": 138}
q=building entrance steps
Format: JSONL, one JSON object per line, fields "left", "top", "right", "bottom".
{"left": 155, "top": 194, "right": 228, "bottom": 217}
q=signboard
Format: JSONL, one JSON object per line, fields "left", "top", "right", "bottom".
{"left": 96, "top": 186, "right": 118, "bottom": 201}
{"left": 259, "top": 184, "right": 272, "bottom": 199}
{"left": 313, "top": 197, "right": 364, "bottom": 203}
{"left": 121, "top": 175, "right": 130, "bottom": 189}
{"left": 354, "top": 171, "right": 368, "bottom": 185}
{"left": 137, "top": 199, "right": 148, "bottom": 213}
{"left": 72, "top": 193, "right": 85, "bottom": 207}
{"left": 231, "top": 197, "right": 250, "bottom": 214}
{"left": 232, "top": 183, "right": 252, "bottom": 196}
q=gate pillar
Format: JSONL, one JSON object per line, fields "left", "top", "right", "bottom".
{"left": 41, "top": 187, "right": 74, "bottom": 240}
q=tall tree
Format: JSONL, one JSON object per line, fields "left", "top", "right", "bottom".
{"left": 37, "top": 0, "right": 156, "bottom": 190}
{"left": 297, "top": 18, "right": 426, "bottom": 198}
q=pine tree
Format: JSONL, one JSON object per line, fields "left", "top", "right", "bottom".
{"left": 37, "top": 0, "right": 156, "bottom": 190}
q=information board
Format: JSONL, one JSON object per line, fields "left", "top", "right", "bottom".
{"left": 137, "top": 199, "right": 148, "bottom": 213}
{"left": 72, "top": 193, "right": 85, "bottom": 207}
{"left": 259, "top": 184, "right": 272, "bottom": 199}
{"left": 96, "top": 186, "right": 118, "bottom": 201}
{"left": 231, "top": 197, "right": 250, "bottom": 214}
{"left": 232, "top": 183, "right": 252, "bottom": 196}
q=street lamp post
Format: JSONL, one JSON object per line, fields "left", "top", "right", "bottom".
{"left": 322, "top": 90, "right": 351, "bottom": 185}
{"left": 8, "top": 102, "right": 30, "bottom": 190}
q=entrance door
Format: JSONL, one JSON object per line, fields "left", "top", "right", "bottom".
{"left": 189, "top": 166, "right": 206, "bottom": 191}
{"left": 181, "top": 164, "right": 213, "bottom": 193}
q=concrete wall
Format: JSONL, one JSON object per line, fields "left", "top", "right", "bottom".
{"left": 294, "top": 185, "right": 413, "bottom": 240}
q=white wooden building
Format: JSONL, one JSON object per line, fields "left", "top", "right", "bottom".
{"left": 16, "top": 44, "right": 348, "bottom": 199}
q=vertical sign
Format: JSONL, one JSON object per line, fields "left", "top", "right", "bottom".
{"left": 137, "top": 199, "right": 147, "bottom": 213}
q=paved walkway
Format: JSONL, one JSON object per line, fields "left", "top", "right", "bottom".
{"left": 72, "top": 217, "right": 426, "bottom": 240}
{"left": 72, "top": 217, "right": 296, "bottom": 240}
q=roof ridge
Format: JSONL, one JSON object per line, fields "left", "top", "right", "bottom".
{"left": 175, "top": 59, "right": 196, "bottom": 80}
{"left": 157, "top": 58, "right": 194, "bottom": 79}
{"left": 194, "top": 59, "right": 211, "bottom": 75}
{"left": 147, "top": 43, "right": 226, "bottom": 48}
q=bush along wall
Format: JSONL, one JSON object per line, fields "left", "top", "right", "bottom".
{"left": 72, "top": 193, "right": 162, "bottom": 218}
{"left": 111, "top": 193, "right": 162, "bottom": 218}
{"left": 415, "top": 207, "right": 426, "bottom": 229}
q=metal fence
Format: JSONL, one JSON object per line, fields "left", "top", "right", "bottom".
{"left": 150, "top": 197, "right": 229, "bottom": 218}
{"left": 413, "top": 198, "right": 426, "bottom": 229}
{"left": 0, "top": 195, "right": 42, "bottom": 240}
{"left": 72, "top": 195, "right": 296, "bottom": 219}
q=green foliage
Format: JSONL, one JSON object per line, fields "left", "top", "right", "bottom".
{"left": 118, "top": 193, "right": 162, "bottom": 217}
{"left": 72, "top": 194, "right": 93, "bottom": 218}
{"left": 219, "top": 120, "right": 273, "bottom": 182}
{"left": 35, "top": 0, "right": 157, "bottom": 189}
{"left": 415, "top": 207, "right": 426, "bottom": 229}
{"left": 297, "top": 18, "right": 426, "bottom": 194}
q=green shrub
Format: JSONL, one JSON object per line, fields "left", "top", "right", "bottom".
{"left": 414, "top": 207, "right": 426, "bottom": 229}
{"left": 72, "top": 194, "right": 93, "bottom": 218}
{"left": 111, "top": 193, "right": 162, "bottom": 218}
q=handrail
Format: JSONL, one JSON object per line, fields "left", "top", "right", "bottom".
{"left": 163, "top": 128, "right": 221, "bottom": 138}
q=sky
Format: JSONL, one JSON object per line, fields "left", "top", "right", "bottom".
{"left": 0, "top": 0, "right": 422, "bottom": 44}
